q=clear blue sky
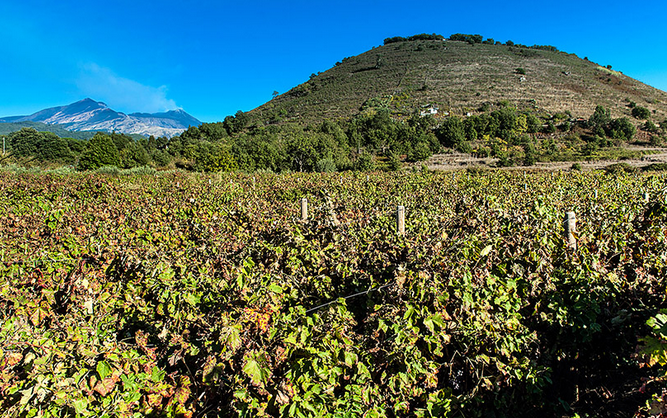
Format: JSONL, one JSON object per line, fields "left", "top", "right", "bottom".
{"left": 1, "top": 0, "right": 666, "bottom": 123}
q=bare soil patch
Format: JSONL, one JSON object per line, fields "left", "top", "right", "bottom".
{"left": 423, "top": 147, "right": 667, "bottom": 172}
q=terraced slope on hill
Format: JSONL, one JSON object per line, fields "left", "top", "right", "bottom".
{"left": 251, "top": 38, "right": 667, "bottom": 124}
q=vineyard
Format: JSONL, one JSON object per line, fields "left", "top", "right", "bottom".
{"left": 1, "top": 169, "right": 667, "bottom": 417}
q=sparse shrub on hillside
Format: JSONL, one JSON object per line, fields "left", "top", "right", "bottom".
{"left": 589, "top": 105, "right": 612, "bottom": 129}
{"left": 649, "top": 135, "right": 664, "bottom": 146}
{"left": 586, "top": 106, "right": 637, "bottom": 142}
{"left": 559, "top": 121, "right": 572, "bottom": 132}
{"left": 643, "top": 163, "right": 667, "bottom": 171}
{"left": 384, "top": 33, "right": 445, "bottom": 45}
{"left": 632, "top": 106, "right": 651, "bottom": 120}
{"left": 604, "top": 162, "right": 637, "bottom": 174}
{"left": 449, "top": 33, "right": 483, "bottom": 44}
{"left": 644, "top": 120, "right": 659, "bottom": 133}
{"left": 492, "top": 107, "right": 519, "bottom": 140}
{"left": 530, "top": 44, "right": 559, "bottom": 52}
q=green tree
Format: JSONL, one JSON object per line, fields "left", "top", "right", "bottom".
{"left": 120, "top": 141, "right": 150, "bottom": 168}
{"left": 606, "top": 117, "right": 636, "bottom": 141}
{"left": 194, "top": 143, "right": 237, "bottom": 172}
{"left": 354, "top": 152, "right": 375, "bottom": 171}
{"left": 77, "top": 133, "right": 121, "bottom": 170}
{"left": 436, "top": 116, "right": 466, "bottom": 149}
{"left": 39, "top": 132, "right": 76, "bottom": 163}
{"left": 406, "top": 138, "right": 432, "bottom": 162}
{"left": 526, "top": 113, "right": 541, "bottom": 133}
{"left": 223, "top": 110, "right": 249, "bottom": 135}
{"left": 589, "top": 105, "right": 611, "bottom": 130}
{"left": 7, "top": 127, "right": 41, "bottom": 157}
{"left": 386, "top": 151, "right": 401, "bottom": 171}
{"left": 199, "top": 123, "right": 228, "bottom": 141}
{"left": 491, "top": 107, "right": 518, "bottom": 140}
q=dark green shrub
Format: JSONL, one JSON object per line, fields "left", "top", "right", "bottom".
{"left": 631, "top": 106, "right": 651, "bottom": 120}
{"left": 315, "top": 158, "right": 337, "bottom": 173}
{"left": 603, "top": 162, "right": 637, "bottom": 174}
{"left": 643, "top": 163, "right": 667, "bottom": 172}
{"left": 386, "top": 152, "right": 402, "bottom": 171}
{"left": 355, "top": 152, "right": 375, "bottom": 171}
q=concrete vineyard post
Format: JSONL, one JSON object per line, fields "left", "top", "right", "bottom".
{"left": 301, "top": 198, "right": 308, "bottom": 221}
{"left": 564, "top": 211, "right": 576, "bottom": 250}
{"left": 397, "top": 205, "right": 405, "bottom": 236}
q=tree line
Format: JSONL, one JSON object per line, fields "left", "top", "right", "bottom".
{"left": 383, "top": 33, "right": 561, "bottom": 53}
{"left": 2, "top": 101, "right": 664, "bottom": 172}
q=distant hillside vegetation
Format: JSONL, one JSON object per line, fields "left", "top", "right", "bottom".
{"left": 250, "top": 33, "right": 667, "bottom": 125}
{"left": 0, "top": 121, "right": 98, "bottom": 140}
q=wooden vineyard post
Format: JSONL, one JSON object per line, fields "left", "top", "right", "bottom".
{"left": 564, "top": 211, "right": 577, "bottom": 250}
{"left": 644, "top": 192, "right": 650, "bottom": 203}
{"left": 397, "top": 205, "right": 405, "bottom": 236}
{"left": 301, "top": 198, "right": 308, "bottom": 221}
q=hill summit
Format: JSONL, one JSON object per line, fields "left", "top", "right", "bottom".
{"left": 250, "top": 34, "right": 667, "bottom": 124}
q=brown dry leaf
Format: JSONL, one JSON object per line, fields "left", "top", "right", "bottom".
{"left": 5, "top": 351, "right": 23, "bottom": 367}
{"left": 93, "top": 372, "right": 120, "bottom": 397}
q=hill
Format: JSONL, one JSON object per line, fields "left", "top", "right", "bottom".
{"left": 250, "top": 36, "right": 667, "bottom": 125}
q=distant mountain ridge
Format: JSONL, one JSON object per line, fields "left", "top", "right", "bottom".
{"left": 0, "top": 99, "right": 201, "bottom": 138}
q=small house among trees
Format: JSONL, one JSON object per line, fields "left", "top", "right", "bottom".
{"left": 420, "top": 106, "right": 439, "bottom": 117}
